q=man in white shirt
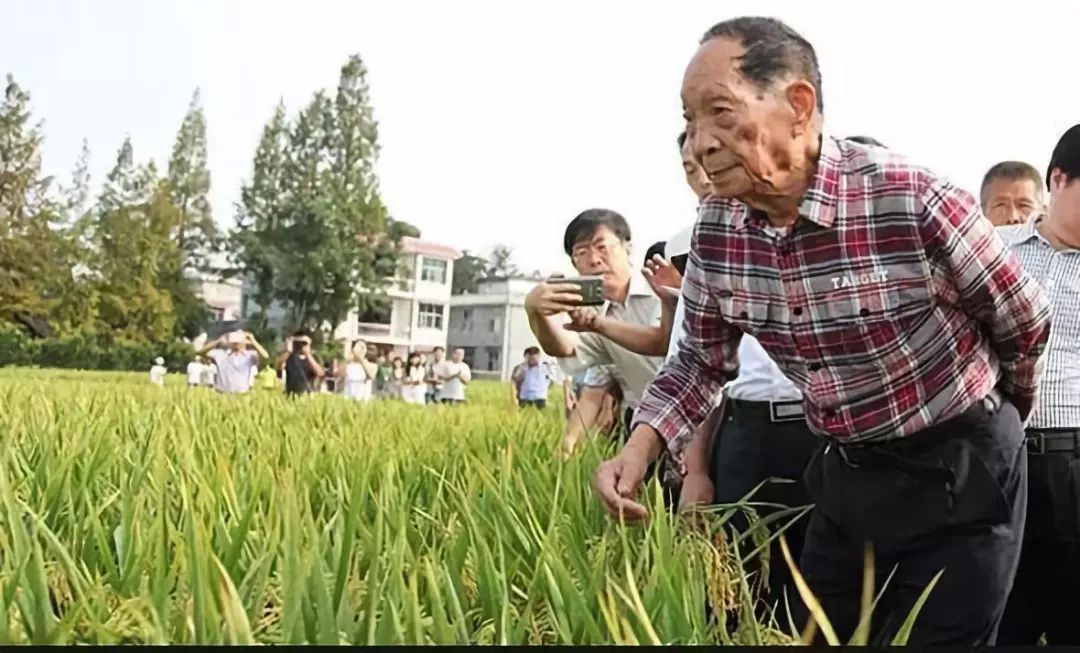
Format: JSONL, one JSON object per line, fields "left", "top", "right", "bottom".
{"left": 436, "top": 347, "right": 472, "bottom": 404}
{"left": 197, "top": 330, "right": 269, "bottom": 395}
{"left": 149, "top": 357, "right": 167, "bottom": 387}
{"left": 997, "top": 125, "right": 1080, "bottom": 645}
{"left": 186, "top": 357, "right": 205, "bottom": 388}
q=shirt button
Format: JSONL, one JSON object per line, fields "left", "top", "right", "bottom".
{"left": 809, "top": 363, "right": 822, "bottom": 372}
{"left": 859, "top": 308, "right": 870, "bottom": 317}
{"left": 793, "top": 307, "right": 804, "bottom": 316}
{"left": 824, "top": 409, "right": 836, "bottom": 418}
{"left": 739, "top": 311, "right": 748, "bottom": 319}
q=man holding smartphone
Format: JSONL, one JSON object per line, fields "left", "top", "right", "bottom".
{"left": 276, "top": 330, "right": 325, "bottom": 396}
{"left": 524, "top": 209, "right": 667, "bottom": 459}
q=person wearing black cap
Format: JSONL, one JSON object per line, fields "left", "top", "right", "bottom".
{"left": 997, "top": 124, "right": 1080, "bottom": 645}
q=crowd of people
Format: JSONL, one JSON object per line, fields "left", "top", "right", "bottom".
{"left": 520, "top": 16, "right": 1079, "bottom": 647}
{"left": 153, "top": 329, "right": 479, "bottom": 405}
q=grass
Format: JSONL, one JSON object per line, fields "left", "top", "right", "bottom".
{"left": 0, "top": 367, "right": 932, "bottom": 644}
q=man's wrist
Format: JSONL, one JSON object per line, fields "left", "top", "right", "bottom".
{"left": 624, "top": 424, "right": 665, "bottom": 462}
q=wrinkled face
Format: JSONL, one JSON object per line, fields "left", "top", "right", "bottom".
{"left": 681, "top": 138, "right": 714, "bottom": 201}
{"left": 983, "top": 177, "right": 1042, "bottom": 226}
{"left": 569, "top": 225, "right": 632, "bottom": 300}
{"left": 1049, "top": 170, "right": 1080, "bottom": 228}
{"left": 681, "top": 37, "right": 817, "bottom": 204}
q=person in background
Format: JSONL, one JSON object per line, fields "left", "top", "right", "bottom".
{"left": 374, "top": 352, "right": 391, "bottom": 398}
{"left": 403, "top": 352, "right": 428, "bottom": 405}
{"left": 596, "top": 17, "right": 1050, "bottom": 645}
{"left": 200, "top": 357, "right": 217, "bottom": 388}
{"left": 981, "top": 160, "right": 1045, "bottom": 227}
{"left": 524, "top": 209, "right": 665, "bottom": 456}
{"left": 341, "top": 340, "right": 377, "bottom": 402}
{"left": 324, "top": 358, "right": 340, "bottom": 394}
{"left": 277, "top": 331, "right": 324, "bottom": 396}
{"left": 424, "top": 346, "right": 446, "bottom": 404}
{"left": 388, "top": 357, "right": 406, "bottom": 399}
{"left": 186, "top": 356, "right": 204, "bottom": 388}
{"left": 198, "top": 331, "right": 268, "bottom": 395}
{"left": 511, "top": 346, "right": 558, "bottom": 409}
{"left": 149, "top": 357, "right": 167, "bottom": 387}
{"left": 436, "top": 347, "right": 472, "bottom": 404}
{"left": 997, "top": 125, "right": 1080, "bottom": 645}
{"left": 257, "top": 363, "right": 277, "bottom": 391}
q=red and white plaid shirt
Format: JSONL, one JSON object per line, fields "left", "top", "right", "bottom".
{"left": 637, "top": 136, "right": 1051, "bottom": 447}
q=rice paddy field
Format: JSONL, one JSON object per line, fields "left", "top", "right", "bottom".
{"left": 0, "top": 367, "right": 807, "bottom": 645}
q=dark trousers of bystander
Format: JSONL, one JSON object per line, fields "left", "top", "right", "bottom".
{"left": 797, "top": 393, "right": 1026, "bottom": 646}
{"left": 998, "top": 428, "right": 1080, "bottom": 645}
{"left": 710, "top": 399, "right": 821, "bottom": 624}
{"left": 519, "top": 399, "right": 547, "bottom": 409}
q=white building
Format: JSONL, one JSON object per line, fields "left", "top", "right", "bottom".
{"left": 448, "top": 276, "right": 545, "bottom": 380}
{"left": 332, "top": 237, "right": 460, "bottom": 357}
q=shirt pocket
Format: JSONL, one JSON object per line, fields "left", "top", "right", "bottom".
{"left": 815, "top": 282, "right": 929, "bottom": 359}
{"left": 716, "top": 289, "right": 771, "bottom": 338}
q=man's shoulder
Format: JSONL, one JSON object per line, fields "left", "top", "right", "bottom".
{"left": 834, "top": 137, "right": 936, "bottom": 192}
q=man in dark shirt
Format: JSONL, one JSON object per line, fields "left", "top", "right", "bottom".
{"left": 276, "top": 331, "right": 325, "bottom": 396}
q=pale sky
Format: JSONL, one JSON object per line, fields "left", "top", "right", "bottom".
{"left": 5, "top": 0, "right": 1078, "bottom": 275}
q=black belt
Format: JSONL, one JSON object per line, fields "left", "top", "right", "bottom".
{"left": 727, "top": 397, "right": 805, "bottom": 423}
{"left": 1026, "top": 428, "right": 1080, "bottom": 455}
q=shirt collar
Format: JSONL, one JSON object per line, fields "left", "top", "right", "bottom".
{"left": 739, "top": 134, "right": 842, "bottom": 231}
{"left": 601, "top": 272, "right": 653, "bottom": 313}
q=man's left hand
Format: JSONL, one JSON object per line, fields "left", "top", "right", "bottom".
{"left": 565, "top": 308, "right": 604, "bottom": 333}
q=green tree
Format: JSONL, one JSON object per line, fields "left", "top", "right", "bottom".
{"left": 0, "top": 75, "right": 94, "bottom": 335}
{"left": 167, "top": 89, "right": 217, "bottom": 271}
{"left": 452, "top": 250, "right": 489, "bottom": 294}
{"left": 232, "top": 101, "right": 288, "bottom": 314}
{"left": 232, "top": 54, "right": 411, "bottom": 337}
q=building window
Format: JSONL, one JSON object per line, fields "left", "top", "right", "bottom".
{"left": 358, "top": 297, "right": 392, "bottom": 324}
{"left": 486, "top": 347, "right": 501, "bottom": 372}
{"left": 489, "top": 317, "right": 500, "bottom": 332}
{"left": 462, "top": 308, "right": 473, "bottom": 332}
{"left": 461, "top": 346, "right": 475, "bottom": 368}
{"left": 420, "top": 257, "right": 448, "bottom": 284}
{"left": 418, "top": 302, "right": 445, "bottom": 330}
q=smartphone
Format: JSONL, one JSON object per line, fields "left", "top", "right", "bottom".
{"left": 551, "top": 275, "right": 605, "bottom": 306}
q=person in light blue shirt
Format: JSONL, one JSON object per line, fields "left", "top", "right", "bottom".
{"left": 511, "top": 346, "right": 558, "bottom": 409}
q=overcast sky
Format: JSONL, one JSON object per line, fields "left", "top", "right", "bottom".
{"left": 5, "top": 0, "right": 1078, "bottom": 275}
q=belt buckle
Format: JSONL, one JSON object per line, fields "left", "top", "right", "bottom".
{"left": 770, "top": 400, "right": 804, "bottom": 423}
{"left": 1027, "top": 433, "right": 1046, "bottom": 455}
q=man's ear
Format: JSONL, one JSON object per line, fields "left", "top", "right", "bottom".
{"left": 785, "top": 80, "right": 817, "bottom": 136}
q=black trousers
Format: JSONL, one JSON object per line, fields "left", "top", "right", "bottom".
{"left": 798, "top": 394, "right": 1027, "bottom": 646}
{"left": 998, "top": 428, "right": 1080, "bottom": 645}
{"left": 710, "top": 399, "right": 821, "bottom": 620}
{"left": 519, "top": 398, "right": 547, "bottom": 409}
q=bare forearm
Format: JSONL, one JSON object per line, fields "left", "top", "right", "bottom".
{"left": 564, "top": 386, "right": 604, "bottom": 442}
{"left": 594, "top": 320, "right": 667, "bottom": 357}
{"left": 528, "top": 311, "right": 577, "bottom": 357}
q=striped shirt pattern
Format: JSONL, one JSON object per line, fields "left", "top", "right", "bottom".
{"left": 999, "top": 219, "right": 1080, "bottom": 429}
{"left": 637, "top": 136, "right": 1051, "bottom": 448}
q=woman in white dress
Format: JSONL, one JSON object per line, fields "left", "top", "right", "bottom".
{"left": 402, "top": 352, "right": 428, "bottom": 405}
{"left": 341, "top": 340, "right": 377, "bottom": 401}
{"left": 388, "top": 357, "right": 406, "bottom": 400}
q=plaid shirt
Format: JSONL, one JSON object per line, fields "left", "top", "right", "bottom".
{"left": 638, "top": 136, "right": 1051, "bottom": 447}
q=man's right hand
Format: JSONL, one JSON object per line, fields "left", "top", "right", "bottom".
{"left": 593, "top": 427, "right": 664, "bottom": 522}
{"left": 524, "top": 282, "right": 584, "bottom": 317}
